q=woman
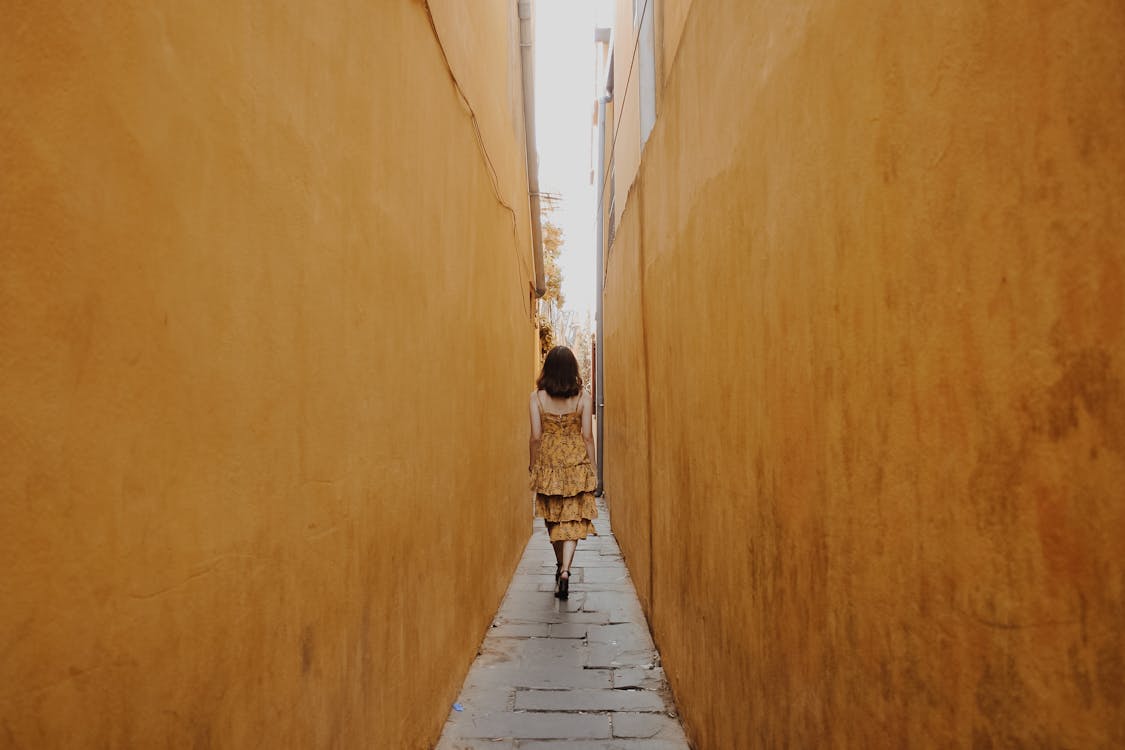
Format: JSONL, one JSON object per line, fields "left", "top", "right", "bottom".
{"left": 528, "top": 346, "right": 598, "bottom": 600}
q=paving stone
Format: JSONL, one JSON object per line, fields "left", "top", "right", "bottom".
{"left": 500, "top": 593, "right": 570, "bottom": 610}
{"left": 515, "top": 688, "right": 665, "bottom": 712}
{"left": 498, "top": 593, "right": 585, "bottom": 611}
{"left": 506, "top": 606, "right": 613, "bottom": 623}
{"left": 478, "top": 638, "right": 590, "bottom": 671}
{"left": 572, "top": 550, "right": 618, "bottom": 559}
{"left": 556, "top": 583, "right": 635, "bottom": 593}
{"left": 494, "top": 610, "right": 569, "bottom": 625}
{"left": 518, "top": 574, "right": 569, "bottom": 585}
{"left": 456, "top": 712, "right": 611, "bottom": 740}
{"left": 515, "top": 744, "right": 612, "bottom": 750}
{"left": 582, "top": 567, "right": 630, "bottom": 584}
{"left": 585, "top": 623, "right": 654, "bottom": 648}
{"left": 434, "top": 737, "right": 516, "bottom": 750}
{"left": 437, "top": 499, "right": 687, "bottom": 748}
{"left": 468, "top": 644, "right": 518, "bottom": 669}
{"left": 554, "top": 593, "right": 587, "bottom": 612}
{"left": 444, "top": 686, "right": 513, "bottom": 714}
{"left": 547, "top": 623, "right": 588, "bottom": 639}
{"left": 518, "top": 740, "right": 689, "bottom": 750}
{"left": 496, "top": 604, "right": 576, "bottom": 623}
{"left": 506, "top": 581, "right": 548, "bottom": 591}
{"left": 581, "top": 598, "right": 646, "bottom": 625}
{"left": 581, "top": 591, "right": 628, "bottom": 613}
{"left": 611, "top": 711, "right": 688, "bottom": 739}
{"left": 585, "top": 644, "right": 657, "bottom": 669}
{"left": 465, "top": 665, "right": 611, "bottom": 689}
{"left": 608, "top": 608, "right": 644, "bottom": 624}
{"left": 612, "top": 666, "right": 666, "bottom": 689}
{"left": 556, "top": 610, "right": 611, "bottom": 624}
{"left": 505, "top": 637, "right": 588, "bottom": 665}
{"left": 487, "top": 623, "right": 549, "bottom": 638}
{"left": 556, "top": 610, "right": 615, "bottom": 624}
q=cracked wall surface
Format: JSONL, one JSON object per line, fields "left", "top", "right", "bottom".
{"left": 0, "top": 2, "right": 535, "bottom": 747}
{"left": 603, "top": 0, "right": 1125, "bottom": 747}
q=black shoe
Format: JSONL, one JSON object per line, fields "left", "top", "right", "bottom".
{"left": 555, "top": 570, "right": 570, "bottom": 600}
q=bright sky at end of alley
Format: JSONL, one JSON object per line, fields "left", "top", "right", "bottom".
{"left": 535, "top": 0, "right": 614, "bottom": 321}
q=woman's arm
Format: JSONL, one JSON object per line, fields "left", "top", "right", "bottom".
{"left": 580, "top": 392, "right": 597, "bottom": 472}
{"left": 528, "top": 390, "right": 543, "bottom": 470}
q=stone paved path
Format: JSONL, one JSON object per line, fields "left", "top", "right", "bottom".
{"left": 436, "top": 499, "right": 690, "bottom": 750}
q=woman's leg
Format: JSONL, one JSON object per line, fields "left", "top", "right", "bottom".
{"left": 546, "top": 522, "right": 564, "bottom": 580}
{"left": 559, "top": 539, "right": 578, "bottom": 576}
{"left": 555, "top": 538, "right": 579, "bottom": 600}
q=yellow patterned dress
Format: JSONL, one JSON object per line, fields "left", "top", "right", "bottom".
{"left": 530, "top": 395, "right": 598, "bottom": 541}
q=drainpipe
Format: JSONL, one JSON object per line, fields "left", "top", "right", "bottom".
{"left": 594, "top": 93, "right": 610, "bottom": 494}
{"left": 518, "top": 0, "right": 545, "bottom": 298}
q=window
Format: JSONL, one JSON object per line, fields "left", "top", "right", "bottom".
{"left": 637, "top": 0, "right": 656, "bottom": 146}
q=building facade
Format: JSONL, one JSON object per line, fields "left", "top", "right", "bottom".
{"left": 596, "top": 1, "right": 1125, "bottom": 747}
{"left": 1, "top": 2, "right": 541, "bottom": 747}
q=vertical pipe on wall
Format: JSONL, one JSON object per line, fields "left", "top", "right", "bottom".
{"left": 518, "top": 0, "right": 546, "bottom": 298}
{"left": 594, "top": 94, "right": 610, "bottom": 494}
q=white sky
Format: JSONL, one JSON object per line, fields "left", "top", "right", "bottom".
{"left": 534, "top": 0, "right": 613, "bottom": 320}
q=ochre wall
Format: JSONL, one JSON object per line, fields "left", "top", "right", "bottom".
{"left": 428, "top": 0, "right": 535, "bottom": 264}
{"left": 658, "top": 0, "right": 692, "bottom": 89}
{"left": 604, "top": 0, "right": 1125, "bottom": 747}
{"left": 0, "top": 3, "right": 534, "bottom": 748}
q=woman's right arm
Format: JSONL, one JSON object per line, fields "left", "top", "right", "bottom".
{"left": 528, "top": 390, "right": 543, "bottom": 471}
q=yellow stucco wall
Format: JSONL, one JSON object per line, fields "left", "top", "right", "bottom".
{"left": 428, "top": 0, "right": 535, "bottom": 273}
{"left": 604, "top": 0, "right": 1125, "bottom": 747}
{"left": 1, "top": 3, "right": 534, "bottom": 748}
{"left": 658, "top": 0, "right": 692, "bottom": 87}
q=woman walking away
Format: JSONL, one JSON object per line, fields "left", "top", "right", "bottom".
{"left": 528, "top": 346, "right": 598, "bottom": 600}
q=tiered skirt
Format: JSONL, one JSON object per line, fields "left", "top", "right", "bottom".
{"left": 531, "top": 459, "right": 598, "bottom": 541}
{"left": 535, "top": 491, "right": 598, "bottom": 541}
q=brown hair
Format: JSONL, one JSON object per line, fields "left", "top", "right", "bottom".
{"left": 537, "top": 346, "right": 582, "bottom": 398}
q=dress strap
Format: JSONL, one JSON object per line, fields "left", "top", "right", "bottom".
{"left": 538, "top": 390, "right": 583, "bottom": 416}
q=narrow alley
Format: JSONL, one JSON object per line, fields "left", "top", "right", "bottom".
{"left": 3, "top": 1, "right": 1124, "bottom": 748}
{"left": 436, "top": 499, "right": 689, "bottom": 749}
